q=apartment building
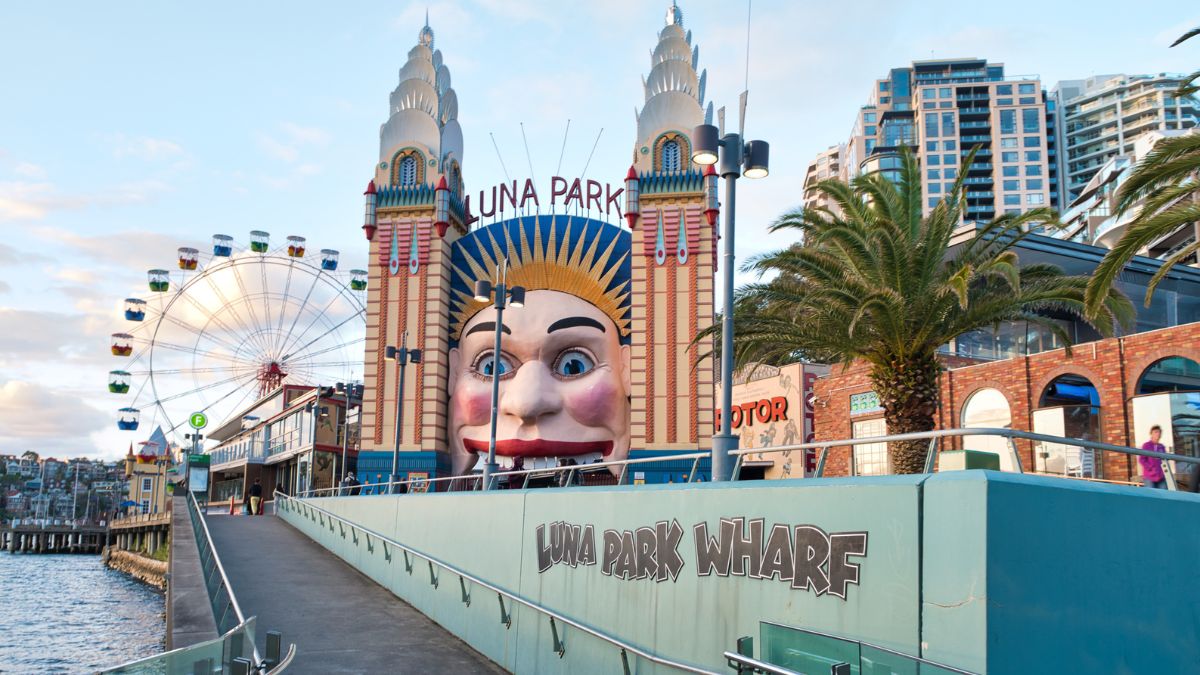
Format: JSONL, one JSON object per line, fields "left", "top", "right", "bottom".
{"left": 1053, "top": 73, "right": 1198, "bottom": 202}
{"left": 841, "top": 58, "right": 1059, "bottom": 221}
{"left": 801, "top": 144, "right": 844, "bottom": 213}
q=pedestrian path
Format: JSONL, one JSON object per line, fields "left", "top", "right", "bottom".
{"left": 205, "top": 510, "right": 504, "bottom": 674}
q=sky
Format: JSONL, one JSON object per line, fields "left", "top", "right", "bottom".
{"left": 1, "top": 1, "right": 1196, "bottom": 460}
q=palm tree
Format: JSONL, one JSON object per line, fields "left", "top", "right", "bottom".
{"left": 1085, "top": 26, "right": 1200, "bottom": 315}
{"left": 719, "top": 149, "right": 1134, "bottom": 474}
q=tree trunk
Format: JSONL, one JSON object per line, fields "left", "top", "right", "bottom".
{"left": 870, "top": 352, "right": 942, "bottom": 474}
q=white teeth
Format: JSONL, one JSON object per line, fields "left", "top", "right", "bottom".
{"left": 483, "top": 451, "right": 607, "bottom": 472}
{"left": 495, "top": 455, "right": 516, "bottom": 469}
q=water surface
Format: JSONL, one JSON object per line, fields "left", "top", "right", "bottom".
{"left": 0, "top": 552, "right": 164, "bottom": 673}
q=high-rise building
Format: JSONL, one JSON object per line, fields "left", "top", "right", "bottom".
{"left": 1056, "top": 129, "right": 1199, "bottom": 266}
{"left": 802, "top": 144, "right": 844, "bottom": 213}
{"left": 1052, "top": 73, "right": 1199, "bottom": 202}
{"left": 842, "top": 58, "right": 1059, "bottom": 220}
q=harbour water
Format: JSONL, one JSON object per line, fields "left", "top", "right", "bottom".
{"left": 0, "top": 552, "right": 164, "bottom": 674}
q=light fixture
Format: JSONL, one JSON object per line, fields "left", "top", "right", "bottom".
{"left": 508, "top": 286, "right": 525, "bottom": 308}
{"left": 691, "top": 124, "right": 720, "bottom": 166}
{"left": 473, "top": 279, "right": 493, "bottom": 303}
{"left": 385, "top": 345, "right": 398, "bottom": 361}
{"left": 744, "top": 140, "right": 770, "bottom": 179}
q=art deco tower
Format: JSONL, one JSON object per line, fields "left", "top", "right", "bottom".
{"left": 627, "top": 3, "right": 719, "bottom": 454}
{"left": 359, "top": 18, "right": 468, "bottom": 472}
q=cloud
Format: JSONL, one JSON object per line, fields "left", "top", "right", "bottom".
{"left": 0, "top": 308, "right": 97, "bottom": 367}
{"left": 0, "top": 380, "right": 110, "bottom": 457}
{"left": 13, "top": 162, "right": 47, "bottom": 179}
{"left": 258, "top": 136, "right": 300, "bottom": 162}
{"left": 33, "top": 227, "right": 202, "bottom": 275}
{"left": 0, "top": 179, "right": 172, "bottom": 222}
{"left": 0, "top": 280, "right": 10, "bottom": 294}
{"left": 111, "top": 134, "right": 185, "bottom": 161}
{"left": 257, "top": 122, "right": 331, "bottom": 165}
{"left": 280, "top": 122, "right": 331, "bottom": 145}
{"left": 0, "top": 243, "right": 51, "bottom": 265}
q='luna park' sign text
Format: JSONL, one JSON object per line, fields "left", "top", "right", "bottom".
{"left": 535, "top": 517, "right": 868, "bottom": 600}
{"left": 464, "top": 177, "right": 624, "bottom": 226}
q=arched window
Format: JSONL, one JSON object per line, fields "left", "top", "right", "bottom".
{"left": 662, "top": 140, "right": 681, "bottom": 173}
{"left": 961, "top": 388, "right": 1015, "bottom": 471}
{"left": 399, "top": 156, "right": 418, "bottom": 186}
{"left": 1034, "top": 374, "right": 1101, "bottom": 478}
{"left": 1136, "top": 356, "right": 1200, "bottom": 395}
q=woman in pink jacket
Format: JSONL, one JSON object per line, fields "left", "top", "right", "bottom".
{"left": 1139, "top": 425, "right": 1168, "bottom": 489}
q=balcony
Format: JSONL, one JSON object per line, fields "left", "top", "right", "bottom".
{"left": 963, "top": 148, "right": 993, "bottom": 157}
{"left": 961, "top": 135, "right": 992, "bottom": 143}
{"left": 966, "top": 191, "right": 995, "bottom": 198}
{"left": 967, "top": 162, "right": 993, "bottom": 172}
{"left": 956, "top": 93, "right": 990, "bottom": 101}
{"left": 961, "top": 120, "right": 991, "bottom": 129}
{"left": 962, "top": 177, "right": 993, "bottom": 185}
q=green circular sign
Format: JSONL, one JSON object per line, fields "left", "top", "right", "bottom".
{"left": 189, "top": 412, "right": 208, "bottom": 429}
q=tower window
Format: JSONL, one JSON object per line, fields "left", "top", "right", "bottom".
{"left": 399, "top": 156, "right": 418, "bottom": 186}
{"left": 662, "top": 140, "right": 681, "bottom": 173}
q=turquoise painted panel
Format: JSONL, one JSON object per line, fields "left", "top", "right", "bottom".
{"left": 982, "top": 473, "right": 1200, "bottom": 674}
{"left": 921, "top": 472, "right": 989, "bottom": 673}
{"left": 923, "top": 471, "right": 1200, "bottom": 675}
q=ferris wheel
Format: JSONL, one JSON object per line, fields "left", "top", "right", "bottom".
{"left": 108, "top": 230, "right": 368, "bottom": 441}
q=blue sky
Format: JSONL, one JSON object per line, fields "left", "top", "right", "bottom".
{"left": 1, "top": 1, "right": 1196, "bottom": 459}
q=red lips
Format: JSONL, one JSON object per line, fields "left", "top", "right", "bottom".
{"left": 463, "top": 438, "right": 614, "bottom": 458}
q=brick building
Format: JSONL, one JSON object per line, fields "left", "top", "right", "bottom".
{"left": 814, "top": 322, "right": 1200, "bottom": 483}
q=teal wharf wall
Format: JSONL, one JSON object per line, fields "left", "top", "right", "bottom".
{"left": 279, "top": 471, "right": 1199, "bottom": 674}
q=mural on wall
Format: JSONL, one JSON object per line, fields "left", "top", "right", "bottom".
{"left": 723, "top": 363, "right": 830, "bottom": 478}
{"left": 447, "top": 215, "right": 632, "bottom": 475}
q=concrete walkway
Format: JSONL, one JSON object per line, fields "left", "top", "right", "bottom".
{"left": 167, "top": 496, "right": 218, "bottom": 649}
{"left": 205, "top": 510, "right": 504, "bottom": 674}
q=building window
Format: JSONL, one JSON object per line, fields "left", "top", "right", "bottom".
{"left": 140, "top": 499, "right": 150, "bottom": 514}
{"left": 1002, "top": 151, "right": 1019, "bottom": 163}
{"left": 1034, "top": 374, "right": 1102, "bottom": 477}
{"left": 997, "top": 98, "right": 1013, "bottom": 106}
{"left": 939, "top": 101, "right": 953, "bottom": 109}
{"left": 939, "top": 87, "right": 952, "bottom": 98}
{"left": 923, "top": 88, "right": 936, "bottom": 99}
{"left": 864, "top": 112, "right": 877, "bottom": 123}
{"left": 399, "top": 156, "right": 418, "bottom": 186}
{"left": 943, "top": 154, "right": 956, "bottom": 165}
{"left": 1027, "top": 193, "right": 1045, "bottom": 204}
{"left": 880, "top": 96, "right": 890, "bottom": 104}
{"left": 1019, "top": 83, "right": 1036, "bottom": 94}
{"left": 1025, "top": 151, "right": 1041, "bottom": 162}
{"left": 1026, "top": 165, "right": 1043, "bottom": 176}
{"left": 941, "top": 112, "right": 956, "bottom": 134}
{"left": 1001, "top": 110, "right": 1016, "bottom": 134}
{"left": 926, "top": 141, "right": 938, "bottom": 151}
{"left": 925, "top": 115, "right": 939, "bottom": 137}
{"left": 923, "top": 102, "right": 936, "bottom": 110}
{"left": 141, "top": 477, "right": 152, "bottom": 493}
{"left": 929, "top": 183, "right": 941, "bottom": 194}
{"left": 927, "top": 168, "right": 940, "bottom": 179}
{"left": 662, "top": 140, "right": 681, "bottom": 172}
{"left": 865, "top": 125, "right": 877, "bottom": 135}
{"left": 943, "top": 140, "right": 956, "bottom": 150}
{"left": 1024, "top": 136, "right": 1041, "bottom": 147}
{"left": 943, "top": 168, "right": 957, "bottom": 179}
{"left": 1003, "top": 194, "right": 1020, "bottom": 205}
{"left": 1003, "top": 166, "right": 1019, "bottom": 177}
{"left": 961, "top": 388, "right": 1016, "bottom": 471}
{"left": 1022, "top": 108, "right": 1040, "bottom": 133}
{"left": 1136, "top": 357, "right": 1200, "bottom": 394}
{"left": 1003, "top": 180, "right": 1020, "bottom": 190}
{"left": 928, "top": 155, "right": 941, "bottom": 166}
{"left": 852, "top": 418, "right": 889, "bottom": 476}
{"left": 1026, "top": 179, "right": 1043, "bottom": 190}
{"left": 1019, "top": 97, "right": 1037, "bottom": 105}
{"left": 997, "top": 85, "right": 1013, "bottom": 95}
{"left": 928, "top": 197, "right": 939, "bottom": 208}
{"left": 1000, "top": 138, "right": 1018, "bottom": 149}
{"left": 879, "top": 82, "right": 889, "bottom": 92}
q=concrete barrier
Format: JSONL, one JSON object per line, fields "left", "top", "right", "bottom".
{"left": 280, "top": 472, "right": 1200, "bottom": 674}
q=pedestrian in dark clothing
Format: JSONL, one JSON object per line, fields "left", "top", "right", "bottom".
{"left": 249, "top": 478, "right": 264, "bottom": 515}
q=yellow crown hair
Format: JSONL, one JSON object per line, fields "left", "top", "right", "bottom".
{"left": 449, "top": 215, "right": 631, "bottom": 343}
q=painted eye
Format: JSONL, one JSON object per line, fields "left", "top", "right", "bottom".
{"left": 475, "top": 353, "right": 514, "bottom": 377}
{"left": 554, "top": 350, "right": 595, "bottom": 378}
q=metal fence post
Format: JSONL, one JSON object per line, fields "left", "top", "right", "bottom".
{"left": 230, "top": 657, "right": 252, "bottom": 675}
{"left": 265, "top": 630, "right": 282, "bottom": 668}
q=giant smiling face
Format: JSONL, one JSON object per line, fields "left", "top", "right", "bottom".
{"left": 448, "top": 289, "right": 631, "bottom": 475}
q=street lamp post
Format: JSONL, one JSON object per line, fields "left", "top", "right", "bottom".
{"left": 335, "top": 381, "right": 361, "bottom": 485}
{"left": 472, "top": 258, "right": 525, "bottom": 490}
{"left": 691, "top": 123, "right": 770, "bottom": 482}
{"left": 385, "top": 333, "right": 421, "bottom": 494}
{"left": 306, "top": 388, "right": 328, "bottom": 495}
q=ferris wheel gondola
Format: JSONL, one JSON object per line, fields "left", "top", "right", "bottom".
{"left": 108, "top": 231, "right": 366, "bottom": 442}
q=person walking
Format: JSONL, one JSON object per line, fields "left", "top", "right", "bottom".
{"left": 1139, "top": 425, "right": 1168, "bottom": 490}
{"left": 249, "top": 478, "right": 264, "bottom": 514}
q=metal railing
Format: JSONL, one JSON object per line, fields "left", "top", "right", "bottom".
{"left": 186, "top": 492, "right": 267, "bottom": 670}
{"left": 274, "top": 490, "right": 722, "bottom": 675}
{"left": 298, "top": 427, "right": 1199, "bottom": 497}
